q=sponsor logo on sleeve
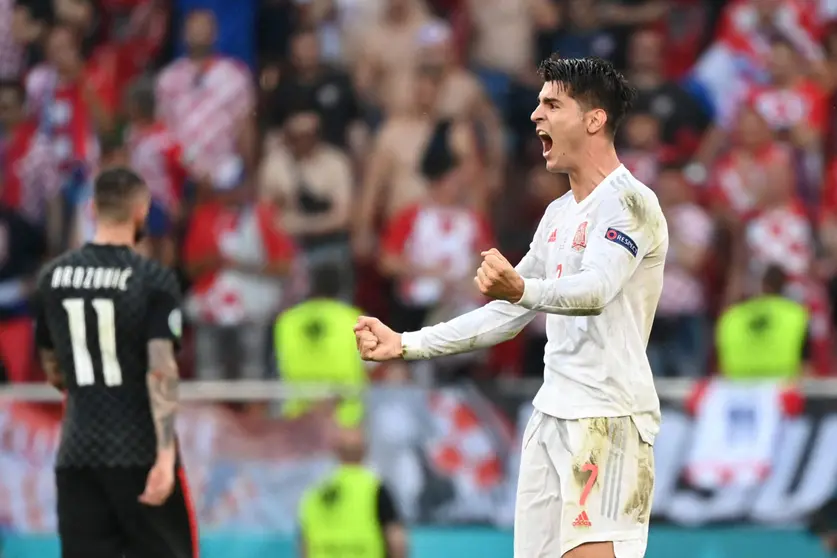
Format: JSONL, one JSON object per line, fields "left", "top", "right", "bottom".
{"left": 604, "top": 228, "right": 638, "bottom": 257}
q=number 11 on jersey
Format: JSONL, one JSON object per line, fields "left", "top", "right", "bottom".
{"left": 62, "top": 298, "right": 123, "bottom": 387}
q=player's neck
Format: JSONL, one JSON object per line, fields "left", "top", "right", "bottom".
{"left": 93, "top": 226, "right": 136, "bottom": 247}
{"left": 567, "top": 147, "right": 621, "bottom": 203}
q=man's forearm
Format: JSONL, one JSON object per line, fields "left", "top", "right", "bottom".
{"left": 400, "top": 300, "right": 535, "bottom": 360}
{"left": 147, "top": 340, "right": 179, "bottom": 458}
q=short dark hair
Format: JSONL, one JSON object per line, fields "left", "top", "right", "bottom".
{"left": 93, "top": 167, "right": 147, "bottom": 221}
{"left": 310, "top": 263, "right": 343, "bottom": 299}
{"left": 537, "top": 55, "right": 636, "bottom": 135}
{"left": 762, "top": 265, "right": 787, "bottom": 295}
{"left": 291, "top": 25, "right": 318, "bottom": 41}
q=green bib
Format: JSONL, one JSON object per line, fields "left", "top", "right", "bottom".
{"left": 274, "top": 299, "right": 365, "bottom": 425}
{"left": 300, "top": 465, "right": 386, "bottom": 558}
{"left": 716, "top": 295, "right": 808, "bottom": 380}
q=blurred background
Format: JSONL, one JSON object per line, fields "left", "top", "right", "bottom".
{"left": 2, "top": 0, "right": 837, "bottom": 556}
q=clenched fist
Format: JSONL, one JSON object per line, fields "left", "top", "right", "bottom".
{"left": 475, "top": 248, "right": 525, "bottom": 303}
{"left": 354, "top": 316, "right": 403, "bottom": 361}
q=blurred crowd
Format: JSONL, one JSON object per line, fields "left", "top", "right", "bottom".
{"left": 0, "top": 0, "right": 836, "bottom": 389}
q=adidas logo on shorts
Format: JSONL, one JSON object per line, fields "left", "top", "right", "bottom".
{"left": 572, "top": 511, "right": 592, "bottom": 528}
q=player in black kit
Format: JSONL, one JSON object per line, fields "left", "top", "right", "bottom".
{"left": 33, "top": 168, "right": 197, "bottom": 558}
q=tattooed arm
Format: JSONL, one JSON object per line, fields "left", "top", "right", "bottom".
{"left": 147, "top": 339, "right": 179, "bottom": 460}
{"left": 39, "top": 349, "right": 65, "bottom": 390}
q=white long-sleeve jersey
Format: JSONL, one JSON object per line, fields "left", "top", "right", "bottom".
{"left": 401, "top": 165, "right": 668, "bottom": 444}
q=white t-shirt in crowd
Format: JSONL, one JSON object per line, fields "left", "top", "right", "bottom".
{"left": 401, "top": 165, "right": 668, "bottom": 444}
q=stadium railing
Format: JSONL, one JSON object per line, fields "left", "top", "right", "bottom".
{"left": 0, "top": 377, "right": 836, "bottom": 401}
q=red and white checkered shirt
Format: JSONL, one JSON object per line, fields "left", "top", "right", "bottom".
{"left": 1, "top": 121, "right": 61, "bottom": 223}
{"left": 155, "top": 57, "right": 254, "bottom": 181}
{"left": 125, "top": 122, "right": 185, "bottom": 212}
{"left": 658, "top": 203, "right": 714, "bottom": 316}
{"left": 0, "top": 0, "right": 24, "bottom": 80}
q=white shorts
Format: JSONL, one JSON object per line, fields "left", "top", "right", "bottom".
{"left": 514, "top": 411, "right": 654, "bottom": 558}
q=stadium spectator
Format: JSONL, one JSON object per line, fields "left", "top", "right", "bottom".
{"left": 379, "top": 125, "right": 491, "bottom": 334}
{"left": 298, "top": 425, "right": 407, "bottom": 557}
{"left": 413, "top": 20, "right": 506, "bottom": 194}
{"left": 618, "top": 111, "right": 666, "bottom": 187}
{"left": 26, "top": 24, "right": 113, "bottom": 239}
{"left": 1, "top": 0, "right": 26, "bottom": 80}
{"left": 274, "top": 263, "right": 365, "bottom": 424}
{"left": 182, "top": 187, "right": 297, "bottom": 381}
{"left": 465, "top": 0, "right": 557, "bottom": 115}
{"left": 155, "top": 9, "right": 256, "bottom": 193}
{"left": 625, "top": 28, "right": 709, "bottom": 157}
{"left": 269, "top": 26, "right": 365, "bottom": 155}
{"left": 750, "top": 37, "right": 828, "bottom": 151}
{"left": 0, "top": 202, "right": 47, "bottom": 384}
{"left": 0, "top": 80, "right": 61, "bottom": 251}
{"left": 354, "top": 65, "right": 480, "bottom": 258}
{"left": 352, "top": 0, "right": 433, "bottom": 114}
{"left": 708, "top": 106, "right": 794, "bottom": 223}
{"left": 550, "top": 0, "right": 618, "bottom": 62}
{"left": 124, "top": 78, "right": 185, "bottom": 267}
{"left": 715, "top": 265, "right": 810, "bottom": 380}
{"left": 259, "top": 110, "right": 355, "bottom": 298}
{"left": 648, "top": 163, "right": 714, "bottom": 377}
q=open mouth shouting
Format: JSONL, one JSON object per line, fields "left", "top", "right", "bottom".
{"left": 537, "top": 130, "right": 553, "bottom": 158}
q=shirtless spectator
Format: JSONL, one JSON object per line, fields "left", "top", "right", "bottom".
{"left": 378, "top": 134, "right": 492, "bottom": 333}
{"left": 412, "top": 20, "right": 505, "bottom": 193}
{"left": 466, "top": 0, "right": 558, "bottom": 114}
{"left": 353, "top": 0, "right": 432, "bottom": 115}
{"left": 354, "top": 65, "right": 480, "bottom": 258}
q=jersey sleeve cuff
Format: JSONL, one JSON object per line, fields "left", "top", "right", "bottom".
{"left": 400, "top": 330, "right": 425, "bottom": 360}
{"left": 516, "top": 278, "right": 542, "bottom": 310}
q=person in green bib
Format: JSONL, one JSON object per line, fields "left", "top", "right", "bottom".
{"left": 274, "top": 264, "right": 368, "bottom": 425}
{"left": 299, "top": 426, "right": 407, "bottom": 558}
{"left": 716, "top": 265, "right": 810, "bottom": 381}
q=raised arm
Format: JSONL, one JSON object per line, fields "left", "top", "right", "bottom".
{"left": 516, "top": 190, "right": 665, "bottom": 315}
{"left": 398, "top": 221, "right": 548, "bottom": 360}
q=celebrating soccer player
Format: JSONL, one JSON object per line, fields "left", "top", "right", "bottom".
{"left": 355, "top": 56, "right": 667, "bottom": 558}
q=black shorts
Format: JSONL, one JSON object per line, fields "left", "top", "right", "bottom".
{"left": 56, "top": 466, "right": 198, "bottom": 558}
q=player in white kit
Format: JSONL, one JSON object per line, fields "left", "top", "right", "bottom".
{"left": 355, "top": 55, "right": 668, "bottom": 558}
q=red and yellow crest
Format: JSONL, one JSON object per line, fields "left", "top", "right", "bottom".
{"left": 571, "top": 221, "right": 588, "bottom": 251}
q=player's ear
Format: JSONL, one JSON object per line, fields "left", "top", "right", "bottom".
{"left": 132, "top": 191, "right": 151, "bottom": 223}
{"left": 586, "top": 108, "right": 607, "bottom": 135}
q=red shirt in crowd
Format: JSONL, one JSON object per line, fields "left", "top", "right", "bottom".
{"left": 125, "top": 122, "right": 186, "bottom": 214}
{"left": 381, "top": 202, "right": 493, "bottom": 306}
{"left": 1, "top": 119, "right": 60, "bottom": 223}
{"left": 25, "top": 63, "right": 117, "bottom": 173}
{"left": 183, "top": 202, "right": 296, "bottom": 292}
{"left": 709, "top": 141, "right": 796, "bottom": 220}
{"left": 746, "top": 80, "right": 828, "bottom": 135}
